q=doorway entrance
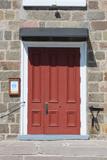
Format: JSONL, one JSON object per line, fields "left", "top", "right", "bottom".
{"left": 28, "top": 47, "right": 80, "bottom": 134}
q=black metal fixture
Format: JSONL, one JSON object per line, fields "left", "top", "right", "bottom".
{"left": 55, "top": 10, "right": 61, "bottom": 18}
{"left": 89, "top": 106, "right": 104, "bottom": 131}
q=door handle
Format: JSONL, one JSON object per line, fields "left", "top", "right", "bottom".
{"left": 44, "top": 103, "right": 48, "bottom": 114}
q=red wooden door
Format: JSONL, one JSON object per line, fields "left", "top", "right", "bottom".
{"left": 28, "top": 47, "right": 80, "bottom": 134}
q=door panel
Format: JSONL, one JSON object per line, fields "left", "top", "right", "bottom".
{"left": 45, "top": 48, "right": 80, "bottom": 134}
{"left": 28, "top": 48, "right": 44, "bottom": 134}
{"left": 45, "top": 50, "right": 62, "bottom": 133}
{"left": 28, "top": 47, "right": 80, "bottom": 134}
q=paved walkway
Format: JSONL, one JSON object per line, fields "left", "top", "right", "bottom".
{"left": 0, "top": 140, "right": 107, "bottom": 159}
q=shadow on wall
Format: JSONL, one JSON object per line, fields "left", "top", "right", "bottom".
{"left": 87, "top": 38, "right": 97, "bottom": 68}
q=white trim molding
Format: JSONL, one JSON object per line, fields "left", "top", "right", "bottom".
{"left": 23, "top": 0, "right": 86, "bottom": 7}
{"left": 20, "top": 41, "right": 88, "bottom": 138}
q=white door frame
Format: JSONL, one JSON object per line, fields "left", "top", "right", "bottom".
{"left": 20, "top": 41, "right": 88, "bottom": 137}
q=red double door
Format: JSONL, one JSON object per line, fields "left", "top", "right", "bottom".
{"left": 28, "top": 47, "right": 80, "bottom": 134}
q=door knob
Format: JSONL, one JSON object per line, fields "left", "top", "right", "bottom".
{"left": 44, "top": 103, "right": 48, "bottom": 114}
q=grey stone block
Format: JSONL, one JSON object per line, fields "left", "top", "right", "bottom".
{"left": 87, "top": 11, "right": 105, "bottom": 20}
{"left": 8, "top": 114, "right": 15, "bottom": 123}
{"left": 28, "top": 11, "right": 70, "bottom": 21}
{"left": 4, "top": 31, "right": 12, "bottom": 40}
{"left": 0, "top": 124, "right": 9, "bottom": 133}
{"left": 1, "top": 82, "right": 8, "bottom": 92}
{"left": 16, "top": 114, "right": 20, "bottom": 123}
{"left": 91, "top": 21, "right": 107, "bottom": 31}
{"left": 0, "top": 62, "right": 19, "bottom": 70}
{"left": 6, "top": 51, "right": 20, "bottom": 60}
{"left": 0, "top": 41, "right": 8, "bottom": 50}
{"left": 95, "top": 51, "right": 105, "bottom": 60}
{"left": 10, "top": 124, "right": 19, "bottom": 133}
{"left": 0, "top": 71, "right": 20, "bottom": 81}
{"left": 10, "top": 41, "right": 20, "bottom": 50}
{"left": 6, "top": 135, "right": 17, "bottom": 140}
{"left": 4, "top": 93, "right": 20, "bottom": 103}
{"left": 0, "top": 103, "right": 7, "bottom": 113}
{"left": 5, "top": 11, "right": 15, "bottom": 20}
{"left": 45, "top": 21, "right": 62, "bottom": 28}
{"left": 88, "top": 93, "right": 104, "bottom": 102}
{"left": 0, "top": 22, "right": 8, "bottom": 30}
{"left": 0, "top": 0, "right": 11, "bottom": 9}
{"left": 90, "top": 32, "right": 102, "bottom": 41}
{"left": 0, "top": 51, "right": 5, "bottom": 60}
{"left": 13, "top": 31, "right": 19, "bottom": 40}
{"left": 8, "top": 21, "right": 20, "bottom": 30}
{"left": 0, "top": 31, "right": 3, "bottom": 40}
{"left": 72, "top": 11, "right": 86, "bottom": 21}
{"left": 88, "top": 72, "right": 103, "bottom": 81}
{"left": 88, "top": 83, "right": 99, "bottom": 92}
{"left": 0, "top": 135, "right": 5, "bottom": 141}
{"left": 88, "top": 1, "right": 98, "bottom": 9}
{"left": 8, "top": 103, "right": 20, "bottom": 112}
{"left": 61, "top": 21, "right": 89, "bottom": 28}
{"left": 12, "top": 0, "right": 21, "bottom": 9}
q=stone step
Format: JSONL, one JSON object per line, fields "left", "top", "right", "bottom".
{"left": 24, "top": 157, "right": 107, "bottom": 160}
{"left": 0, "top": 140, "right": 107, "bottom": 159}
{"left": 0, "top": 156, "right": 107, "bottom": 160}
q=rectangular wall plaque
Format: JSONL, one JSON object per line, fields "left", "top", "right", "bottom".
{"left": 9, "top": 78, "right": 20, "bottom": 96}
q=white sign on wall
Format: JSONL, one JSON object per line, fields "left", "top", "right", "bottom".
{"left": 23, "top": 0, "right": 86, "bottom": 7}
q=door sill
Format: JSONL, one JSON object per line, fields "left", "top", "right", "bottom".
{"left": 18, "top": 134, "right": 89, "bottom": 141}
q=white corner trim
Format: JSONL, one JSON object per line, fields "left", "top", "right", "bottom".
{"left": 20, "top": 41, "right": 28, "bottom": 135}
{"left": 23, "top": 0, "right": 86, "bottom": 7}
{"left": 80, "top": 42, "right": 87, "bottom": 135}
{"left": 20, "top": 41, "right": 87, "bottom": 136}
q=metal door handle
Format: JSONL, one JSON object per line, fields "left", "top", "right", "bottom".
{"left": 44, "top": 103, "right": 48, "bottom": 114}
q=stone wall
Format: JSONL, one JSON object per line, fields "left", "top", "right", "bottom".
{"left": 0, "top": 0, "right": 107, "bottom": 139}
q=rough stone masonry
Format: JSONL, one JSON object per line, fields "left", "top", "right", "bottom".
{"left": 0, "top": 0, "right": 107, "bottom": 140}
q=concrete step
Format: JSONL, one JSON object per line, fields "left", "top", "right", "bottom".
{"left": 0, "top": 140, "right": 107, "bottom": 159}
{"left": 0, "top": 156, "right": 107, "bottom": 160}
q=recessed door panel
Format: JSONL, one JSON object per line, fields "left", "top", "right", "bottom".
{"left": 32, "top": 54, "right": 41, "bottom": 102}
{"left": 48, "top": 110, "right": 59, "bottom": 127}
{"left": 49, "top": 54, "right": 58, "bottom": 102}
{"left": 32, "top": 110, "right": 41, "bottom": 127}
